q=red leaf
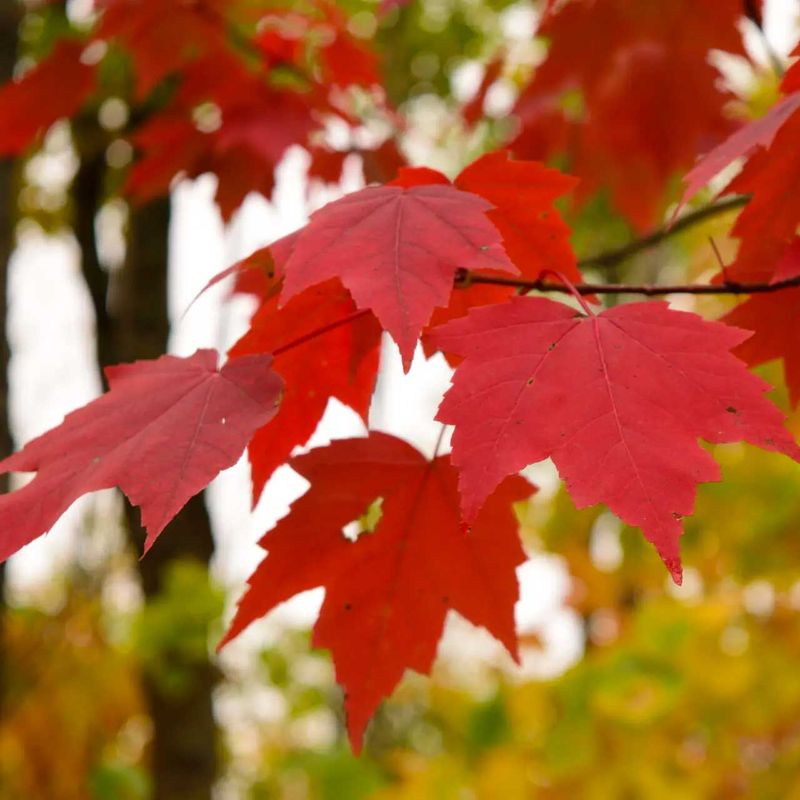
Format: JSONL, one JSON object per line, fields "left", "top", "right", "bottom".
{"left": 97, "top": 0, "right": 229, "bottom": 99}
{"left": 0, "top": 41, "right": 95, "bottom": 155}
{"left": 273, "top": 184, "right": 516, "bottom": 368}
{"left": 723, "top": 243, "right": 800, "bottom": 407}
{"left": 390, "top": 153, "right": 581, "bottom": 354}
{"left": 219, "top": 432, "right": 533, "bottom": 751}
{"left": 125, "top": 51, "right": 317, "bottom": 219}
{"left": 781, "top": 48, "right": 800, "bottom": 94}
{"left": 676, "top": 92, "right": 800, "bottom": 216}
{"left": 454, "top": 151, "right": 579, "bottom": 284}
{"left": 721, "top": 109, "right": 800, "bottom": 282}
{"left": 512, "top": 0, "right": 752, "bottom": 229}
{"left": 431, "top": 297, "right": 800, "bottom": 582}
{"left": 229, "top": 281, "right": 381, "bottom": 502}
{"left": 462, "top": 57, "right": 503, "bottom": 127}
{"left": 724, "top": 291, "right": 800, "bottom": 407}
{"left": 0, "top": 350, "right": 283, "bottom": 561}
{"left": 391, "top": 153, "right": 578, "bottom": 285}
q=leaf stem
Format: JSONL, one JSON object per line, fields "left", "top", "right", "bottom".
{"left": 272, "top": 308, "right": 372, "bottom": 356}
{"left": 431, "top": 424, "right": 448, "bottom": 459}
{"left": 540, "top": 269, "right": 595, "bottom": 314}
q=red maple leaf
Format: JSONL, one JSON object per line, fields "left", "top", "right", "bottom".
{"left": 0, "top": 41, "right": 95, "bottom": 155}
{"left": 722, "top": 240, "right": 800, "bottom": 406}
{"left": 461, "top": 56, "right": 503, "bottom": 127}
{"left": 782, "top": 48, "right": 800, "bottom": 93}
{"left": 676, "top": 93, "right": 800, "bottom": 216}
{"left": 253, "top": 1, "right": 380, "bottom": 89}
{"left": 229, "top": 280, "right": 382, "bottom": 503}
{"left": 721, "top": 111, "right": 800, "bottom": 282}
{"left": 126, "top": 53, "right": 317, "bottom": 219}
{"left": 431, "top": 297, "right": 800, "bottom": 582}
{"left": 676, "top": 47, "right": 800, "bottom": 282}
{"left": 0, "top": 350, "right": 283, "bottom": 562}
{"left": 389, "top": 152, "right": 581, "bottom": 354}
{"left": 219, "top": 432, "right": 533, "bottom": 751}
{"left": 97, "top": 0, "right": 231, "bottom": 99}
{"left": 308, "top": 139, "right": 407, "bottom": 188}
{"left": 273, "top": 183, "right": 516, "bottom": 367}
{"left": 511, "top": 0, "right": 753, "bottom": 230}
{"left": 391, "top": 152, "right": 579, "bottom": 286}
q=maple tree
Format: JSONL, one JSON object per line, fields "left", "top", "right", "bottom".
{"left": 0, "top": 0, "right": 800, "bottom": 759}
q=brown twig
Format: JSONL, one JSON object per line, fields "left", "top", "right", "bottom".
{"left": 460, "top": 271, "right": 800, "bottom": 296}
{"left": 577, "top": 195, "right": 749, "bottom": 271}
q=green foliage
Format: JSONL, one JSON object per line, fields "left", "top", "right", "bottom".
{"left": 132, "top": 560, "right": 225, "bottom": 696}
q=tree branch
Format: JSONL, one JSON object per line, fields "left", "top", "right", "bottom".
{"left": 577, "top": 195, "right": 749, "bottom": 271}
{"left": 460, "top": 271, "right": 800, "bottom": 296}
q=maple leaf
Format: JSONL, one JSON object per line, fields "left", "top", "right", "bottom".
{"left": 699, "top": 106, "right": 800, "bottom": 283}
{"left": 676, "top": 49, "right": 800, "bottom": 282}
{"left": 454, "top": 152, "right": 579, "bottom": 285}
{"left": 273, "top": 183, "right": 516, "bottom": 368}
{"left": 676, "top": 93, "right": 800, "bottom": 215}
{"left": 126, "top": 52, "right": 317, "bottom": 220}
{"left": 461, "top": 57, "right": 503, "bottom": 127}
{"left": 0, "top": 41, "right": 95, "bottom": 155}
{"left": 431, "top": 297, "right": 800, "bottom": 582}
{"left": 219, "top": 432, "right": 533, "bottom": 751}
{"left": 308, "top": 139, "right": 407, "bottom": 188}
{"left": 389, "top": 152, "right": 581, "bottom": 355}
{"left": 0, "top": 350, "right": 283, "bottom": 562}
{"left": 229, "top": 280, "right": 382, "bottom": 503}
{"left": 392, "top": 152, "right": 579, "bottom": 286}
{"left": 781, "top": 47, "right": 800, "bottom": 93}
{"left": 97, "top": 0, "right": 230, "bottom": 99}
{"left": 722, "top": 240, "right": 800, "bottom": 406}
{"left": 511, "top": 0, "right": 753, "bottom": 229}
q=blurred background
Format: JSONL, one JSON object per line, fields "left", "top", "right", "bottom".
{"left": 1, "top": 0, "right": 800, "bottom": 797}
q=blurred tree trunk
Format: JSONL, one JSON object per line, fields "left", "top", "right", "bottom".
{"left": 72, "top": 132, "right": 218, "bottom": 799}
{"left": 0, "top": 0, "right": 20, "bottom": 700}
{"left": 119, "top": 196, "right": 218, "bottom": 800}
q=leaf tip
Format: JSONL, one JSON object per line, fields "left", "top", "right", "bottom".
{"left": 665, "top": 557, "right": 684, "bottom": 586}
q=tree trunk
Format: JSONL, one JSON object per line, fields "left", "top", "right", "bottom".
{"left": 72, "top": 148, "right": 218, "bottom": 799}
{"left": 118, "top": 197, "right": 218, "bottom": 800}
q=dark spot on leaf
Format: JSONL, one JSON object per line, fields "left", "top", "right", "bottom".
{"left": 441, "top": 595, "right": 449, "bottom": 603}
{"left": 671, "top": 512, "right": 683, "bottom": 520}
{"left": 726, "top": 406, "right": 737, "bottom": 414}
{"left": 527, "top": 378, "right": 534, "bottom": 385}
{"left": 548, "top": 342, "right": 557, "bottom": 351}
{"left": 344, "top": 602, "right": 352, "bottom": 611}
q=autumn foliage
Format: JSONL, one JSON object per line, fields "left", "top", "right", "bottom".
{"left": 1, "top": 0, "right": 800, "bottom": 752}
